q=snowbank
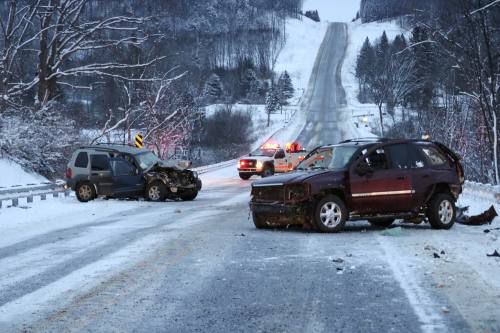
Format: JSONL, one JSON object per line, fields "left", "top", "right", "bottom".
{"left": 0, "top": 159, "right": 46, "bottom": 188}
{"left": 342, "top": 20, "right": 406, "bottom": 134}
{"left": 304, "top": 0, "right": 361, "bottom": 22}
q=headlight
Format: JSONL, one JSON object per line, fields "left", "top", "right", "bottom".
{"left": 192, "top": 171, "right": 198, "bottom": 178}
{"left": 256, "top": 161, "right": 263, "bottom": 170}
{"left": 285, "top": 184, "right": 310, "bottom": 202}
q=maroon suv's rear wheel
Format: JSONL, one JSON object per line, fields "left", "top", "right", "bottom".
{"left": 427, "top": 193, "right": 456, "bottom": 229}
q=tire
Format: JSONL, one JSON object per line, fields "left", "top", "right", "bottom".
{"left": 146, "top": 181, "right": 167, "bottom": 202}
{"left": 252, "top": 213, "right": 272, "bottom": 229}
{"left": 76, "top": 182, "right": 96, "bottom": 203}
{"left": 313, "top": 195, "right": 348, "bottom": 233}
{"left": 180, "top": 190, "right": 198, "bottom": 201}
{"left": 368, "top": 218, "right": 395, "bottom": 228}
{"left": 239, "top": 173, "right": 252, "bottom": 180}
{"left": 427, "top": 193, "right": 456, "bottom": 230}
{"left": 261, "top": 166, "right": 274, "bottom": 178}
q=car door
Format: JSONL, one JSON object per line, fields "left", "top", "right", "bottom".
{"left": 110, "top": 158, "right": 145, "bottom": 196}
{"left": 274, "top": 149, "right": 289, "bottom": 173}
{"left": 410, "top": 143, "right": 453, "bottom": 207}
{"left": 90, "top": 154, "right": 113, "bottom": 196}
{"left": 349, "top": 146, "right": 413, "bottom": 214}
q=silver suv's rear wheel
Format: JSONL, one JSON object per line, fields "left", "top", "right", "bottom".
{"left": 76, "top": 182, "right": 96, "bottom": 202}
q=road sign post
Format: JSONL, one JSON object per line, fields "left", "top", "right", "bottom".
{"left": 135, "top": 134, "right": 144, "bottom": 148}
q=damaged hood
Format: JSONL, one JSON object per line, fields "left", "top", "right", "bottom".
{"left": 252, "top": 170, "right": 340, "bottom": 186}
{"left": 151, "top": 159, "right": 192, "bottom": 171}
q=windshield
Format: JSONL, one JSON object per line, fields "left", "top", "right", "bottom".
{"left": 136, "top": 151, "right": 160, "bottom": 170}
{"left": 250, "top": 148, "right": 276, "bottom": 158}
{"left": 296, "top": 146, "right": 359, "bottom": 170}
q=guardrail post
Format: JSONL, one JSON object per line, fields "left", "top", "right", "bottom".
{"left": 0, "top": 200, "right": 2, "bottom": 209}
{"left": 64, "top": 191, "right": 70, "bottom": 197}
{"left": 12, "top": 198, "right": 18, "bottom": 207}
{"left": 53, "top": 192, "right": 59, "bottom": 198}
{"left": 27, "top": 196, "right": 33, "bottom": 203}
{"left": 41, "top": 194, "right": 46, "bottom": 201}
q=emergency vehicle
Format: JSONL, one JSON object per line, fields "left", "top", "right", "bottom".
{"left": 237, "top": 142, "right": 307, "bottom": 180}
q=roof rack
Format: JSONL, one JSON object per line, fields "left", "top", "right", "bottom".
{"left": 339, "top": 137, "right": 389, "bottom": 144}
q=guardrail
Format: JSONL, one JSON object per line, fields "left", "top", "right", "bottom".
{"left": 0, "top": 181, "right": 70, "bottom": 209}
{"left": 194, "top": 159, "right": 237, "bottom": 175}
{"left": 464, "top": 181, "right": 500, "bottom": 204}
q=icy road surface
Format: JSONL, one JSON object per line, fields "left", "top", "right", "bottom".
{"left": 0, "top": 166, "right": 499, "bottom": 332}
{"left": 1, "top": 22, "right": 499, "bottom": 332}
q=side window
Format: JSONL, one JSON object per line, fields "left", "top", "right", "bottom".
{"left": 365, "top": 148, "right": 388, "bottom": 170}
{"left": 420, "top": 146, "right": 448, "bottom": 166}
{"left": 91, "top": 155, "right": 110, "bottom": 171}
{"left": 387, "top": 144, "right": 410, "bottom": 169}
{"left": 74, "top": 152, "right": 89, "bottom": 168}
{"left": 112, "top": 160, "right": 136, "bottom": 176}
{"left": 275, "top": 149, "right": 286, "bottom": 159}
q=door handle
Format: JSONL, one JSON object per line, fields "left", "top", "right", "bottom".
{"left": 397, "top": 176, "right": 406, "bottom": 180}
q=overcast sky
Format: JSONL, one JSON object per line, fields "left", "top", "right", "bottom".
{"left": 304, "top": 0, "right": 361, "bottom": 22}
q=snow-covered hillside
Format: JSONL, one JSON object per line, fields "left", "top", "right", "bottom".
{"left": 0, "top": 159, "right": 47, "bottom": 188}
{"left": 342, "top": 20, "right": 406, "bottom": 134}
{"left": 304, "top": 0, "right": 361, "bottom": 22}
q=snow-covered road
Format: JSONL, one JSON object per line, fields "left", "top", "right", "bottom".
{"left": 1, "top": 21, "right": 500, "bottom": 333}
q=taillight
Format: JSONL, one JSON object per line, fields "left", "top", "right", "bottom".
{"left": 66, "top": 167, "right": 72, "bottom": 179}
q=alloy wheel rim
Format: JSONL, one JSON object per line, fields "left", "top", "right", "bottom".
{"left": 320, "top": 202, "right": 342, "bottom": 228}
{"left": 79, "top": 185, "right": 92, "bottom": 200}
{"left": 438, "top": 200, "right": 453, "bottom": 224}
{"left": 149, "top": 186, "right": 161, "bottom": 201}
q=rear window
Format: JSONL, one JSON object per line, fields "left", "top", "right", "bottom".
{"left": 91, "top": 155, "right": 110, "bottom": 171}
{"left": 74, "top": 152, "right": 89, "bottom": 168}
{"left": 420, "top": 146, "right": 448, "bottom": 166}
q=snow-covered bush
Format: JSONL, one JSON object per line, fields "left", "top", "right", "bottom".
{"left": 0, "top": 102, "right": 78, "bottom": 178}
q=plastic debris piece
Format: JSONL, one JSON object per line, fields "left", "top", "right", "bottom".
{"left": 440, "top": 250, "right": 446, "bottom": 255}
{"left": 331, "top": 258, "right": 344, "bottom": 263}
{"left": 487, "top": 250, "right": 500, "bottom": 258}
{"left": 433, "top": 253, "right": 441, "bottom": 259}
{"left": 456, "top": 205, "right": 498, "bottom": 225}
{"left": 380, "top": 227, "right": 403, "bottom": 236}
{"left": 441, "top": 307, "right": 450, "bottom": 314}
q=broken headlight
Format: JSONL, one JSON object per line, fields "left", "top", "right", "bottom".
{"left": 285, "top": 184, "right": 310, "bottom": 202}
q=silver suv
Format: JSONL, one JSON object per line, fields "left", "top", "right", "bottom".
{"left": 66, "top": 144, "right": 202, "bottom": 202}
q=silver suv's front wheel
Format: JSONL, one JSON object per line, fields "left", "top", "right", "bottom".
{"left": 146, "top": 181, "right": 166, "bottom": 202}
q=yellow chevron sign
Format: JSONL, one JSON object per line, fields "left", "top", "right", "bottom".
{"left": 134, "top": 134, "right": 144, "bottom": 148}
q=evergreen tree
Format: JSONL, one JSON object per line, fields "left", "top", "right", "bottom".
{"left": 277, "top": 71, "right": 295, "bottom": 108}
{"left": 265, "top": 86, "right": 280, "bottom": 127}
{"left": 241, "top": 68, "right": 260, "bottom": 103}
{"left": 356, "top": 37, "right": 375, "bottom": 102}
{"left": 408, "top": 26, "right": 436, "bottom": 110}
{"left": 204, "top": 73, "right": 223, "bottom": 103}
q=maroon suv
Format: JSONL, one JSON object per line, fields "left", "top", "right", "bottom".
{"left": 250, "top": 138, "right": 465, "bottom": 233}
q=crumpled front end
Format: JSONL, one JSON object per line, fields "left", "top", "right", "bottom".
{"left": 250, "top": 183, "right": 312, "bottom": 226}
{"left": 146, "top": 166, "right": 200, "bottom": 193}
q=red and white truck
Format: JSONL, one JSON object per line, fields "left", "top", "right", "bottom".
{"left": 237, "top": 142, "right": 307, "bottom": 180}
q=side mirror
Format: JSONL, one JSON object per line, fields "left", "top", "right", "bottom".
{"left": 355, "top": 161, "right": 374, "bottom": 176}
